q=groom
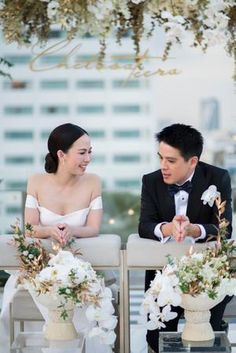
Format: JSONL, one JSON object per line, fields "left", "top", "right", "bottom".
{"left": 138, "top": 123, "right": 232, "bottom": 353}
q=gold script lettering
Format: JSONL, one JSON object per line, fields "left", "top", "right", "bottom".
{"left": 29, "top": 39, "right": 181, "bottom": 80}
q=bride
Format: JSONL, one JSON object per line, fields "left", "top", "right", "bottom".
{"left": 0, "top": 123, "right": 113, "bottom": 353}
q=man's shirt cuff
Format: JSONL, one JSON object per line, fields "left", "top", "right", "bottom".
{"left": 154, "top": 223, "right": 171, "bottom": 244}
{"left": 191, "top": 224, "right": 206, "bottom": 243}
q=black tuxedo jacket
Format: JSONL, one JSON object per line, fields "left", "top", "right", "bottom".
{"left": 139, "top": 161, "right": 232, "bottom": 242}
{"left": 139, "top": 161, "right": 232, "bottom": 292}
{"left": 139, "top": 161, "right": 232, "bottom": 351}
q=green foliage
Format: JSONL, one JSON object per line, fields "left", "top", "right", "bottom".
{"left": 0, "top": 56, "right": 13, "bottom": 79}
{"left": 101, "top": 191, "right": 140, "bottom": 244}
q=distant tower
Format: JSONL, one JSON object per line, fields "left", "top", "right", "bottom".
{"left": 200, "top": 98, "right": 220, "bottom": 131}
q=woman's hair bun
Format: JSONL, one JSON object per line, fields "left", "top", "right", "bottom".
{"left": 44, "top": 152, "right": 58, "bottom": 173}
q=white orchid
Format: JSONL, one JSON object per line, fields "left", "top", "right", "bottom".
{"left": 146, "top": 312, "right": 166, "bottom": 330}
{"left": 141, "top": 228, "right": 235, "bottom": 332}
{"left": 25, "top": 250, "right": 117, "bottom": 346}
{"left": 201, "top": 185, "right": 220, "bottom": 207}
{"left": 47, "top": 0, "right": 59, "bottom": 19}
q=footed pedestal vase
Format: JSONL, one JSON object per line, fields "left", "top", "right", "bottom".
{"left": 180, "top": 293, "right": 225, "bottom": 341}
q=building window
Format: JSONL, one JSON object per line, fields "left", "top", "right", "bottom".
{"left": 4, "top": 106, "right": 33, "bottom": 115}
{"left": 113, "top": 155, "right": 140, "bottom": 163}
{"left": 3, "top": 80, "right": 32, "bottom": 90}
{"left": 113, "top": 105, "right": 141, "bottom": 114}
{"left": 76, "top": 80, "right": 104, "bottom": 89}
{"left": 40, "top": 55, "right": 64, "bottom": 64}
{"left": 92, "top": 155, "right": 106, "bottom": 163}
{"left": 6, "top": 206, "right": 22, "bottom": 214}
{"left": 5, "top": 55, "right": 31, "bottom": 64}
{"left": 40, "top": 131, "right": 51, "bottom": 140}
{"left": 6, "top": 181, "right": 27, "bottom": 190}
{"left": 81, "top": 33, "right": 94, "bottom": 39}
{"left": 48, "top": 30, "right": 65, "bottom": 39}
{"left": 4, "top": 131, "right": 33, "bottom": 140}
{"left": 76, "top": 54, "right": 98, "bottom": 62}
{"left": 115, "top": 179, "right": 140, "bottom": 189}
{"left": 5, "top": 156, "right": 34, "bottom": 165}
{"left": 77, "top": 105, "right": 105, "bottom": 114}
{"left": 113, "top": 130, "right": 140, "bottom": 138}
{"left": 112, "top": 54, "right": 134, "bottom": 64}
{"left": 112, "top": 80, "right": 140, "bottom": 89}
{"left": 41, "top": 106, "right": 69, "bottom": 115}
{"left": 40, "top": 80, "right": 68, "bottom": 89}
{"left": 88, "top": 130, "right": 106, "bottom": 138}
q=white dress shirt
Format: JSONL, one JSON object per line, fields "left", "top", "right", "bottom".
{"left": 154, "top": 173, "right": 206, "bottom": 243}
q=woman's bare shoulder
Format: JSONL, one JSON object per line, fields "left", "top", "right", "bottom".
{"left": 27, "top": 173, "right": 48, "bottom": 194}
{"left": 83, "top": 173, "right": 101, "bottom": 185}
{"left": 82, "top": 174, "right": 102, "bottom": 196}
{"left": 28, "top": 173, "right": 47, "bottom": 184}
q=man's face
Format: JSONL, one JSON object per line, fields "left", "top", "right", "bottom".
{"left": 158, "top": 142, "right": 198, "bottom": 185}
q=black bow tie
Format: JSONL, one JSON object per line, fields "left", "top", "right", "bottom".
{"left": 168, "top": 180, "right": 192, "bottom": 197}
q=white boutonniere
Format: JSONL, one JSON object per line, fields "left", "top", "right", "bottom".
{"left": 201, "top": 185, "right": 220, "bottom": 207}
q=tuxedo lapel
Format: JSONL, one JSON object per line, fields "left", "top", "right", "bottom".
{"left": 157, "top": 179, "right": 176, "bottom": 221}
{"left": 186, "top": 164, "right": 208, "bottom": 222}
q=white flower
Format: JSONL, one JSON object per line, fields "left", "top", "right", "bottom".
{"left": 158, "top": 286, "right": 182, "bottom": 307}
{"left": 48, "top": 250, "right": 75, "bottom": 266}
{"left": 89, "top": 327, "right": 116, "bottom": 345}
{"left": 131, "top": 0, "right": 145, "bottom": 4}
{"left": 146, "top": 313, "right": 166, "bottom": 330}
{"left": 161, "top": 11, "right": 185, "bottom": 24}
{"left": 47, "top": 0, "right": 59, "bottom": 19}
{"left": 23, "top": 250, "right": 29, "bottom": 256}
{"left": 159, "top": 304, "right": 178, "bottom": 322}
{"left": 201, "top": 185, "right": 220, "bottom": 207}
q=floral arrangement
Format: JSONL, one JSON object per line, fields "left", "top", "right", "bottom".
{"left": 140, "top": 185, "right": 236, "bottom": 330}
{"left": 0, "top": 0, "right": 235, "bottom": 65}
{"left": 12, "top": 222, "right": 117, "bottom": 345}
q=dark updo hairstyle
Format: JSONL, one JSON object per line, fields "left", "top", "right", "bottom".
{"left": 45, "top": 123, "right": 89, "bottom": 173}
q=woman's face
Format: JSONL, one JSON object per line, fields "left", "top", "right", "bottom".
{"left": 61, "top": 134, "right": 92, "bottom": 175}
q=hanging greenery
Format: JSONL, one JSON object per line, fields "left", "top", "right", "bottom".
{"left": 0, "top": 0, "right": 235, "bottom": 67}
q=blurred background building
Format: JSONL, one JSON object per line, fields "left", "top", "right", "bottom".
{"left": 200, "top": 97, "right": 220, "bottom": 131}
{"left": 0, "top": 29, "right": 235, "bottom": 237}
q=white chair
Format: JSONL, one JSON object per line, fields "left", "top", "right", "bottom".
{"left": 0, "top": 234, "right": 123, "bottom": 352}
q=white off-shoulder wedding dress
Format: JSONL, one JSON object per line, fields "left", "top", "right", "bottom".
{"left": 0, "top": 195, "right": 113, "bottom": 353}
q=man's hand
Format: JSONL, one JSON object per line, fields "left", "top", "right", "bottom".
{"left": 172, "top": 216, "right": 201, "bottom": 242}
{"left": 172, "top": 215, "right": 188, "bottom": 242}
{"left": 160, "top": 215, "right": 201, "bottom": 242}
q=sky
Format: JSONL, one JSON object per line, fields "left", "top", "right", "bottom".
{"left": 141, "top": 30, "right": 235, "bottom": 131}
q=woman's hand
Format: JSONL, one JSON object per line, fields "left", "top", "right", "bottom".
{"left": 57, "top": 223, "right": 73, "bottom": 245}
{"left": 47, "top": 225, "right": 68, "bottom": 245}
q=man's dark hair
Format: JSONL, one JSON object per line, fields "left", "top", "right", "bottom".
{"left": 155, "top": 123, "right": 203, "bottom": 160}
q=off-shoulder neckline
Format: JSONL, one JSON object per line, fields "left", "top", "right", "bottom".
{"left": 26, "top": 194, "right": 101, "bottom": 217}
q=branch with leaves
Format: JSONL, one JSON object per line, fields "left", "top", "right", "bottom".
{"left": 0, "top": 56, "right": 13, "bottom": 79}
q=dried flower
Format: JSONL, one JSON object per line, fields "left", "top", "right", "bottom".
{"left": 12, "top": 221, "right": 117, "bottom": 345}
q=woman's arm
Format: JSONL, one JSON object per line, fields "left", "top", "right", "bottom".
{"left": 25, "top": 175, "right": 65, "bottom": 243}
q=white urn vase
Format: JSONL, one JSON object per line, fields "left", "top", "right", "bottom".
{"left": 31, "top": 291, "right": 78, "bottom": 342}
{"left": 180, "top": 293, "right": 225, "bottom": 341}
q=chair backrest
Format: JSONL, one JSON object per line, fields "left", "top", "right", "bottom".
{"left": 126, "top": 233, "right": 214, "bottom": 269}
{"left": 0, "top": 234, "right": 122, "bottom": 270}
